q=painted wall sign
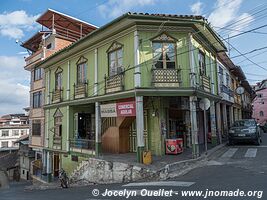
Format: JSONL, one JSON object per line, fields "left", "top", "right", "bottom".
{"left": 100, "top": 101, "right": 136, "bottom": 117}
{"left": 100, "top": 103, "right": 117, "bottom": 117}
{"left": 117, "top": 101, "right": 136, "bottom": 116}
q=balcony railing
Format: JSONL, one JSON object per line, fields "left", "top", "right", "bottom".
{"left": 151, "top": 68, "right": 180, "bottom": 87}
{"left": 69, "top": 139, "right": 95, "bottom": 154}
{"left": 52, "top": 89, "right": 63, "bottom": 103}
{"left": 105, "top": 73, "right": 124, "bottom": 94}
{"left": 200, "top": 75, "right": 211, "bottom": 92}
{"left": 25, "top": 49, "right": 43, "bottom": 67}
{"left": 53, "top": 135, "right": 62, "bottom": 149}
{"left": 74, "top": 82, "right": 87, "bottom": 99}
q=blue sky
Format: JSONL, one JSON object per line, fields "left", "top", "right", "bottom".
{"left": 0, "top": 0, "right": 267, "bottom": 115}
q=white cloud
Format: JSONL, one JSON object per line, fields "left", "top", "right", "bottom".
{"left": 98, "top": 0, "right": 158, "bottom": 19}
{"left": 208, "top": 0, "right": 243, "bottom": 27}
{"left": 190, "top": 1, "right": 204, "bottom": 15}
{"left": 0, "top": 10, "right": 40, "bottom": 39}
{"left": 208, "top": 0, "right": 254, "bottom": 35}
{"left": 0, "top": 56, "right": 29, "bottom": 115}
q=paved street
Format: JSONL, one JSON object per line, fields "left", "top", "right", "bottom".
{"left": 1, "top": 133, "right": 267, "bottom": 200}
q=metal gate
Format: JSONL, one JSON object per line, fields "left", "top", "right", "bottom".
{"left": 129, "top": 110, "right": 148, "bottom": 152}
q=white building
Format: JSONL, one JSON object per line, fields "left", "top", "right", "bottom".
{"left": 0, "top": 114, "right": 29, "bottom": 149}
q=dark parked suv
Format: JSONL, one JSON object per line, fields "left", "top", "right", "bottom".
{"left": 229, "top": 119, "right": 262, "bottom": 145}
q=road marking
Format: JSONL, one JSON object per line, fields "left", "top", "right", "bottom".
{"left": 221, "top": 148, "right": 238, "bottom": 158}
{"left": 244, "top": 148, "right": 257, "bottom": 158}
{"left": 123, "top": 181, "right": 195, "bottom": 187}
{"left": 233, "top": 145, "right": 267, "bottom": 148}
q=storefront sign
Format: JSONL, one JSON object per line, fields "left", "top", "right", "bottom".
{"left": 100, "top": 103, "right": 117, "bottom": 117}
{"left": 117, "top": 101, "right": 136, "bottom": 116}
{"left": 100, "top": 101, "right": 136, "bottom": 117}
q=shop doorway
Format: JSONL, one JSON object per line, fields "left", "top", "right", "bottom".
{"left": 53, "top": 154, "right": 60, "bottom": 177}
{"left": 74, "top": 113, "right": 95, "bottom": 140}
{"left": 129, "top": 110, "right": 148, "bottom": 152}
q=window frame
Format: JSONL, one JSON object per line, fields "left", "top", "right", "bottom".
{"left": 32, "top": 120, "right": 41, "bottom": 136}
{"left": 55, "top": 67, "right": 63, "bottom": 90}
{"left": 12, "top": 130, "right": 19, "bottom": 136}
{"left": 1, "top": 141, "right": 8, "bottom": 148}
{"left": 32, "top": 91, "right": 42, "bottom": 108}
{"left": 260, "top": 111, "right": 264, "bottom": 117}
{"left": 1, "top": 130, "right": 9, "bottom": 137}
{"left": 33, "top": 67, "right": 42, "bottom": 81}
{"left": 198, "top": 50, "right": 206, "bottom": 76}
{"left": 152, "top": 41, "right": 177, "bottom": 69}
{"left": 107, "top": 41, "right": 124, "bottom": 77}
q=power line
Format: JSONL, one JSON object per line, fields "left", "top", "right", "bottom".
{"left": 230, "top": 46, "right": 267, "bottom": 59}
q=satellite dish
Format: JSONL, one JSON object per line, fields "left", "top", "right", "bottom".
{"left": 236, "top": 86, "right": 245, "bottom": 95}
{"left": 199, "top": 98, "right": 210, "bottom": 110}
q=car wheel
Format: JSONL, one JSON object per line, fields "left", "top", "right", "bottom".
{"left": 255, "top": 137, "right": 261, "bottom": 146}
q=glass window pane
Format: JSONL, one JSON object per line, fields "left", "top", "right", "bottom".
{"left": 153, "top": 43, "right": 163, "bottom": 60}
{"left": 117, "top": 49, "right": 123, "bottom": 58}
{"left": 165, "top": 43, "right": 175, "bottom": 61}
{"left": 166, "top": 61, "right": 175, "bottom": 69}
{"left": 155, "top": 61, "right": 163, "bottom": 69}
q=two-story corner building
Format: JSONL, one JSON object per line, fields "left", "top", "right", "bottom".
{"left": 21, "top": 9, "right": 97, "bottom": 179}
{"left": 33, "top": 12, "right": 229, "bottom": 177}
{"left": 253, "top": 79, "right": 267, "bottom": 126}
{"left": 0, "top": 114, "right": 29, "bottom": 150}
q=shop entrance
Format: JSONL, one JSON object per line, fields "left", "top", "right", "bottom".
{"left": 53, "top": 154, "right": 60, "bottom": 177}
{"left": 74, "top": 113, "right": 95, "bottom": 140}
{"left": 129, "top": 110, "right": 148, "bottom": 152}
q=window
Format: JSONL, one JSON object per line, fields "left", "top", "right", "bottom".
{"left": 109, "top": 48, "right": 123, "bottom": 76}
{"left": 260, "top": 111, "right": 264, "bottom": 117}
{"left": 226, "top": 73, "right": 230, "bottom": 87}
{"left": 54, "top": 116, "right": 62, "bottom": 137}
{"left": 153, "top": 42, "right": 176, "bottom": 69}
{"left": 32, "top": 120, "right": 41, "bottom": 136}
{"left": 1, "top": 130, "right": 9, "bottom": 137}
{"left": 107, "top": 42, "right": 124, "bottom": 76}
{"left": 77, "top": 63, "right": 86, "bottom": 84}
{"left": 46, "top": 43, "right": 52, "bottom": 49}
{"left": 21, "top": 130, "right": 26, "bottom": 136}
{"left": 1, "top": 141, "right": 8, "bottom": 148}
{"left": 199, "top": 51, "right": 206, "bottom": 75}
{"left": 12, "top": 130, "right": 19, "bottom": 136}
{"left": 55, "top": 71, "right": 62, "bottom": 90}
{"left": 32, "top": 91, "right": 42, "bottom": 108}
{"left": 258, "top": 93, "right": 263, "bottom": 98}
{"left": 34, "top": 68, "right": 42, "bottom": 81}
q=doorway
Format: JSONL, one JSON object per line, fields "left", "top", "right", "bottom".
{"left": 53, "top": 154, "right": 60, "bottom": 177}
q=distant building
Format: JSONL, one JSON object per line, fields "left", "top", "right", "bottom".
{"left": 0, "top": 113, "right": 29, "bottom": 149}
{"left": 252, "top": 79, "right": 267, "bottom": 125}
{"left": 15, "top": 135, "right": 35, "bottom": 180}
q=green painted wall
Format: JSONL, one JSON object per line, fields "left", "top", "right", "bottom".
{"left": 191, "top": 37, "right": 217, "bottom": 91}
{"left": 61, "top": 154, "right": 88, "bottom": 176}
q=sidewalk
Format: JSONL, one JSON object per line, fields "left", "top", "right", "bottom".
{"left": 26, "top": 142, "right": 227, "bottom": 190}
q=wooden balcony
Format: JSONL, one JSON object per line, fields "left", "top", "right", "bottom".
{"left": 74, "top": 82, "right": 87, "bottom": 99}
{"left": 151, "top": 68, "right": 180, "bottom": 87}
{"left": 105, "top": 73, "right": 124, "bottom": 94}
{"left": 53, "top": 135, "right": 62, "bottom": 149}
{"left": 25, "top": 49, "right": 43, "bottom": 68}
{"left": 52, "top": 89, "right": 63, "bottom": 103}
{"left": 201, "top": 75, "right": 211, "bottom": 92}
